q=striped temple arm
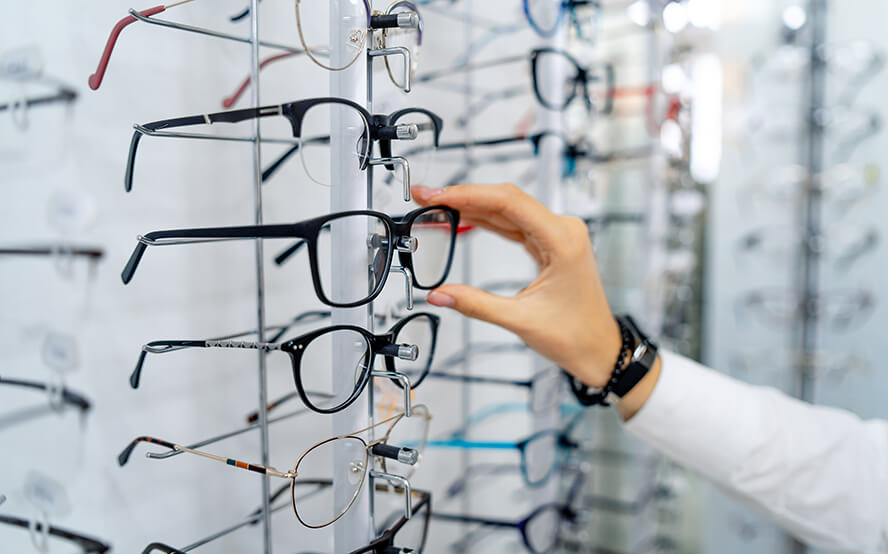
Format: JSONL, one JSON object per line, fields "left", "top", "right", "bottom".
{"left": 117, "top": 436, "right": 294, "bottom": 478}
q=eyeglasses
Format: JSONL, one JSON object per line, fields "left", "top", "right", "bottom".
{"left": 735, "top": 223, "right": 879, "bottom": 272}
{"left": 221, "top": 1, "right": 423, "bottom": 104}
{"left": 743, "top": 163, "right": 880, "bottom": 218}
{"left": 523, "top": 0, "right": 600, "bottom": 39}
{"left": 751, "top": 40, "right": 883, "bottom": 105}
{"left": 118, "top": 411, "right": 424, "bottom": 528}
{"left": 428, "top": 367, "right": 564, "bottom": 414}
{"left": 257, "top": 110, "right": 442, "bottom": 199}
{"left": 426, "top": 403, "right": 586, "bottom": 487}
{"left": 132, "top": 312, "right": 440, "bottom": 414}
{"left": 417, "top": 48, "right": 615, "bottom": 115}
{"left": 124, "top": 98, "right": 443, "bottom": 202}
{"left": 0, "top": 377, "right": 92, "bottom": 421}
{"left": 0, "top": 244, "right": 104, "bottom": 281}
{"left": 350, "top": 486, "right": 431, "bottom": 554}
{"left": 746, "top": 104, "right": 881, "bottom": 160}
{"left": 432, "top": 471, "right": 585, "bottom": 554}
{"left": 736, "top": 288, "right": 875, "bottom": 331}
{"left": 121, "top": 205, "right": 459, "bottom": 307}
{"left": 0, "top": 514, "right": 110, "bottom": 553}
{"left": 87, "top": 0, "right": 308, "bottom": 91}
{"left": 729, "top": 348, "right": 871, "bottom": 383}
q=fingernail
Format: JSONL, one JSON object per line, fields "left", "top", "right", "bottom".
{"left": 413, "top": 185, "right": 443, "bottom": 200}
{"left": 426, "top": 291, "right": 455, "bottom": 307}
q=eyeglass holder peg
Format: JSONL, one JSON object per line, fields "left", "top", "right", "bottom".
{"left": 369, "top": 156, "right": 411, "bottom": 200}
{"left": 371, "top": 369, "right": 412, "bottom": 416}
{"left": 388, "top": 266, "right": 414, "bottom": 311}
{"left": 368, "top": 46, "right": 413, "bottom": 93}
{"left": 369, "top": 470, "right": 413, "bottom": 519}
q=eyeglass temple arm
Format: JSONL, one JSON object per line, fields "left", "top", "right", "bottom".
{"left": 426, "top": 371, "right": 531, "bottom": 388}
{"left": 0, "top": 246, "right": 104, "bottom": 260}
{"left": 0, "top": 377, "right": 92, "bottom": 412}
{"left": 131, "top": 337, "right": 280, "bottom": 388}
{"left": 415, "top": 53, "right": 525, "bottom": 84}
{"left": 142, "top": 543, "right": 186, "bottom": 554}
{"left": 88, "top": 5, "right": 168, "bottom": 90}
{"left": 0, "top": 515, "right": 111, "bottom": 553}
{"left": 125, "top": 104, "right": 285, "bottom": 192}
{"left": 222, "top": 51, "right": 298, "bottom": 108}
{"left": 430, "top": 512, "right": 516, "bottom": 528}
{"left": 118, "top": 435, "right": 293, "bottom": 478}
{"left": 121, "top": 222, "right": 306, "bottom": 284}
{"left": 0, "top": 88, "right": 78, "bottom": 112}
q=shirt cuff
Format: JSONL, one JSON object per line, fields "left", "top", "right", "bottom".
{"left": 621, "top": 350, "right": 769, "bottom": 479}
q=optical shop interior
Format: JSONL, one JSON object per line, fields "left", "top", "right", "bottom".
{"left": 4, "top": 0, "right": 888, "bottom": 553}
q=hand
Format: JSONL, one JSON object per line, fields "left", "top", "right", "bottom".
{"left": 414, "top": 183, "right": 661, "bottom": 418}
{"left": 414, "top": 183, "right": 623, "bottom": 390}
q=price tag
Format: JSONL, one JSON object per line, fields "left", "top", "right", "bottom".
{"left": 0, "top": 46, "right": 43, "bottom": 81}
{"left": 47, "top": 187, "right": 98, "bottom": 235}
{"left": 23, "top": 472, "right": 70, "bottom": 518}
{"left": 42, "top": 332, "right": 78, "bottom": 374}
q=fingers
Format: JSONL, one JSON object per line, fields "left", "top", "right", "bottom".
{"left": 426, "top": 284, "right": 525, "bottom": 332}
{"left": 412, "top": 184, "right": 561, "bottom": 248}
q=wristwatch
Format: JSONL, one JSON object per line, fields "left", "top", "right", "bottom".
{"left": 567, "top": 314, "right": 659, "bottom": 407}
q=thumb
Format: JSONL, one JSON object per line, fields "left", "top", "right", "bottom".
{"left": 426, "top": 284, "right": 521, "bottom": 331}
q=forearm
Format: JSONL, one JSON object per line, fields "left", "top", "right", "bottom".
{"left": 620, "top": 351, "right": 888, "bottom": 552}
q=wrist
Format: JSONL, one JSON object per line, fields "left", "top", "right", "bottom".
{"left": 618, "top": 353, "right": 661, "bottom": 420}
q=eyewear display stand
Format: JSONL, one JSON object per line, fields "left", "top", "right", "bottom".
{"left": 331, "top": 0, "right": 373, "bottom": 551}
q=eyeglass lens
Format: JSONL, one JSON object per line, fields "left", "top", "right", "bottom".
{"left": 294, "top": 436, "right": 368, "bottom": 527}
{"left": 523, "top": 432, "right": 559, "bottom": 485}
{"left": 300, "top": 103, "right": 370, "bottom": 187}
{"left": 409, "top": 208, "right": 455, "bottom": 288}
{"left": 316, "top": 214, "right": 391, "bottom": 305}
{"left": 299, "top": 329, "right": 371, "bottom": 411}
{"left": 296, "top": 0, "right": 367, "bottom": 70}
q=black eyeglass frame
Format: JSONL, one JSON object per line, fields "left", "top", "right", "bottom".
{"left": 530, "top": 47, "right": 615, "bottom": 115}
{"left": 121, "top": 205, "right": 460, "bottom": 308}
{"left": 132, "top": 312, "right": 440, "bottom": 415}
{"left": 349, "top": 487, "right": 432, "bottom": 554}
{"left": 125, "top": 97, "right": 444, "bottom": 196}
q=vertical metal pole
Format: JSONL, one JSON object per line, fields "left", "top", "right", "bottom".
{"left": 798, "top": 0, "right": 827, "bottom": 405}
{"left": 248, "top": 1, "right": 271, "bottom": 552}
{"left": 331, "top": 1, "right": 372, "bottom": 551}
{"left": 459, "top": 0, "right": 474, "bottom": 521}
{"left": 533, "top": 0, "right": 566, "bottom": 508}
{"left": 791, "top": 2, "right": 827, "bottom": 552}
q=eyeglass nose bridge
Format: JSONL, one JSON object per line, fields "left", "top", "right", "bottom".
{"left": 370, "top": 156, "right": 412, "bottom": 201}
{"left": 369, "top": 470, "right": 413, "bottom": 519}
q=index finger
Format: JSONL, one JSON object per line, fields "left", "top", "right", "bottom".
{"left": 412, "top": 183, "right": 562, "bottom": 245}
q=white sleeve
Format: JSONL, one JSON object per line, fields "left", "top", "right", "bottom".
{"left": 622, "top": 350, "right": 888, "bottom": 553}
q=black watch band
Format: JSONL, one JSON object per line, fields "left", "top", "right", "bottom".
{"left": 611, "top": 315, "right": 658, "bottom": 398}
{"left": 566, "top": 315, "right": 658, "bottom": 407}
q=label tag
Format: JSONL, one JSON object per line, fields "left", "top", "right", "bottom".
{"left": 23, "top": 472, "right": 70, "bottom": 518}
{"left": 42, "top": 332, "right": 78, "bottom": 374}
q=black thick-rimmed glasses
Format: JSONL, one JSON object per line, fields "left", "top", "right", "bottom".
{"left": 351, "top": 486, "right": 431, "bottom": 554}
{"left": 124, "top": 97, "right": 443, "bottom": 201}
{"left": 121, "top": 205, "right": 460, "bottom": 308}
{"left": 131, "top": 312, "right": 439, "bottom": 414}
{"left": 531, "top": 47, "right": 614, "bottom": 114}
{"left": 0, "top": 514, "right": 110, "bottom": 553}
